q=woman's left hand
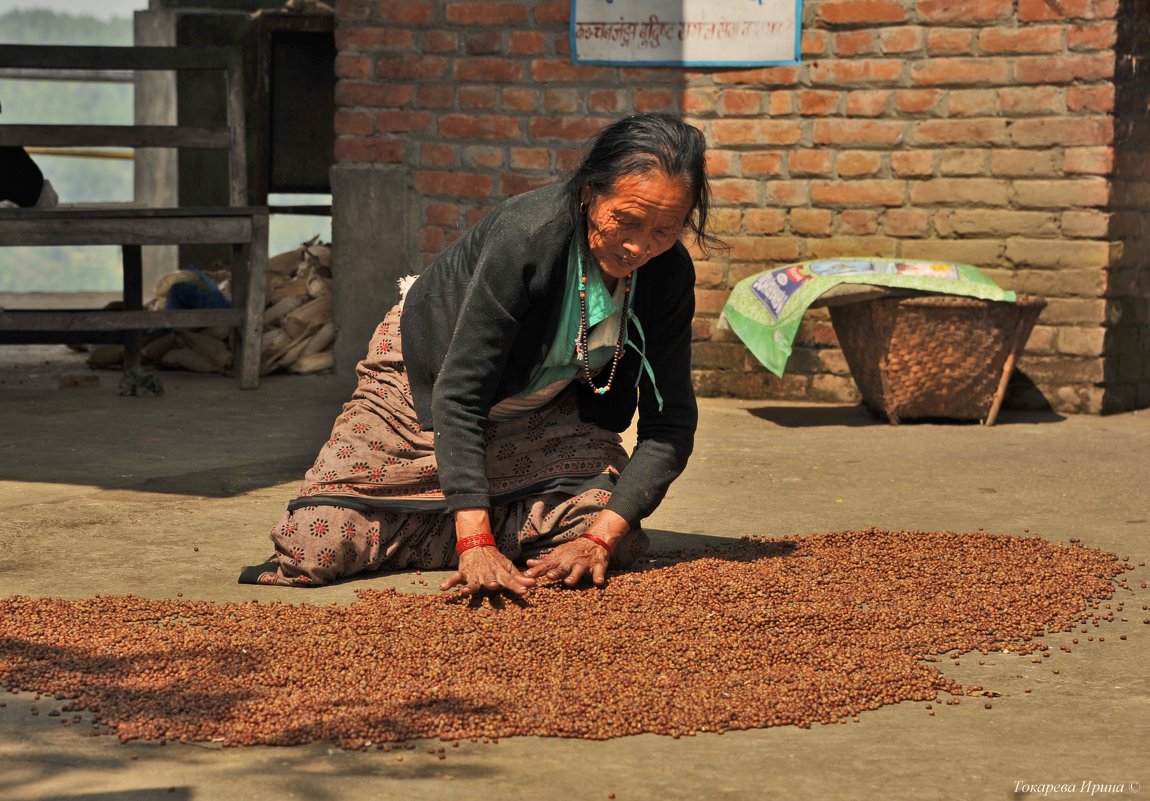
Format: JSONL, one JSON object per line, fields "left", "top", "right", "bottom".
{"left": 523, "top": 509, "right": 630, "bottom": 588}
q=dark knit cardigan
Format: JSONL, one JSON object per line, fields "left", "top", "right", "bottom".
{"left": 401, "top": 182, "right": 698, "bottom": 525}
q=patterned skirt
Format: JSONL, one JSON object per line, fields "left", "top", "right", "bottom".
{"left": 239, "top": 305, "right": 643, "bottom": 587}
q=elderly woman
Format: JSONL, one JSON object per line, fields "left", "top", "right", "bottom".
{"left": 240, "top": 112, "right": 721, "bottom": 594}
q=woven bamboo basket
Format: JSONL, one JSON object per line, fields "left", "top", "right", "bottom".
{"left": 828, "top": 294, "right": 1046, "bottom": 425}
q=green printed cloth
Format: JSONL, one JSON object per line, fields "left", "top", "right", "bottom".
{"left": 722, "top": 258, "right": 1017, "bottom": 377}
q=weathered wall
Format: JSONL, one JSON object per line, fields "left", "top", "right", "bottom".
{"left": 1105, "top": 1, "right": 1150, "bottom": 412}
{"left": 334, "top": 0, "right": 1146, "bottom": 414}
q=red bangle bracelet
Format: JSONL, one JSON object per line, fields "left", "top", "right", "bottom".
{"left": 455, "top": 532, "right": 497, "bottom": 555}
{"left": 579, "top": 532, "right": 613, "bottom": 556}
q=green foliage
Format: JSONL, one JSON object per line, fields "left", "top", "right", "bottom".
{"left": 0, "top": 9, "right": 132, "bottom": 45}
{"left": 0, "top": 9, "right": 331, "bottom": 294}
{"left": 1, "top": 10, "right": 134, "bottom": 292}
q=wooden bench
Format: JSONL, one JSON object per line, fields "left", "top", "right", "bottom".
{"left": 0, "top": 44, "right": 267, "bottom": 390}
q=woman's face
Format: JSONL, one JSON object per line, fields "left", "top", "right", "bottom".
{"left": 582, "top": 171, "right": 693, "bottom": 282}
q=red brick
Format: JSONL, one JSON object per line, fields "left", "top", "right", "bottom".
{"left": 425, "top": 202, "right": 463, "bottom": 226}
{"left": 422, "top": 30, "right": 459, "bottom": 53}
{"left": 883, "top": 208, "right": 930, "bottom": 236}
{"left": 797, "top": 90, "right": 841, "bottom": 116}
{"left": 1067, "top": 85, "right": 1114, "bottom": 112}
{"left": 337, "top": 0, "right": 371, "bottom": 22}
{"left": 420, "top": 226, "right": 446, "bottom": 254}
{"left": 745, "top": 208, "right": 788, "bottom": 234}
{"left": 528, "top": 116, "right": 608, "bottom": 143}
{"left": 837, "top": 150, "right": 883, "bottom": 177}
{"left": 764, "top": 180, "right": 812, "bottom": 206}
{"left": 1014, "top": 54, "right": 1115, "bottom": 84}
{"left": 978, "top": 26, "right": 1063, "bottom": 54}
{"left": 682, "top": 88, "right": 720, "bottom": 115}
{"left": 463, "top": 145, "right": 505, "bottom": 169}
{"left": 808, "top": 59, "right": 904, "bottom": 85}
{"left": 710, "top": 179, "right": 761, "bottom": 205}
{"left": 706, "top": 150, "right": 736, "bottom": 178}
{"left": 374, "top": 109, "right": 433, "bottom": 133}
{"left": 335, "top": 55, "right": 371, "bottom": 80}
{"left": 911, "top": 57, "right": 1010, "bottom": 86}
{"left": 948, "top": 89, "right": 997, "bottom": 117}
{"left": 635, "top": 87, "right": 676, "bottom": 112}
{"left": 1064, "top": 146, "right": 1114, "bottom": 174}
{"left": 990, "top": 149, "right": 1060, "bottom": 177}
{"left": 455, "top": 57, "right": 522, "bottom": 83}
{"left": 509, "top": 147, "right": 551, "bottom": 171}
{"left": 917, "top": 0, "right": 1013, "bottom": 21}
{"left": 375, "top": 55, "right": 448, "bottom": 80}
{"left": 741, "top": 152, "right": 784, "bottom": 176}
{"left": 1017, "top": 0, "right": 1118, "bottom": 21}
{"left": 833, "top": 30, "right": 876, "bottom": 56}
{"left": 508, "top": 30, "right": 547, "bottom": 55}
{"left": 339, "top": 26, "right": 411, "bottom": 51}
{"left": 533, "top": 0, "right": 569, "bottom": 25}
{"left": 544, "top": 88, "right": 580, "bottom": 113}
{"left": 420, "top": 143, "right": 455, "bottom": 167}
{"left": 789, "top": 149, "right": 834, "bottom": 175}
{"left": 711, "top": 119, "right": 803, "bottom": 146}
{"left": 802, "top": 29, "right": 829, "bottom": 56}
{"left": 459, "top": 85, "right": 498, "bottom": 109}
{"left": 909, "top": 178, "right": 1009, "bottom": 205}
{"left": 879, "top": 26, "right": 924, "bottom": 54}
{"left": 377, "top": 0, "right": 436, "bottom": 25}
{"left": 335, "top": 137, "right": 404, "bottom": 163}
{"left": 839, "top": 210, "right": 880, "bottom": 235}
{"left": 815, "top": 0, "right": 909, "bottom": 25}
{"left": 891, "top": 150, "right": 934, "bottom": 176}
{"left": 334, "top": 109, "right": 374, "bottom": 136}
{"left": 997, "top": 86, "right": 1064, "bottom": 115}
{"left": 465, "top": 31, "right": 503, "bottom": 56}
{"left": 895, "top": 88, "right": 944, "bottom": 114}
{"left": 911, "top": 119, "right": 1010, "bottom": 145}
{"left": 720, "top": 89, "right": 765, "bottom": 116}
{"left": 712, "top": 66, "right": 801, "bottom": 85}
{"left": 582, "top": 89, "right": 622, "bottom": 114}
{"left": 926, "top": 28, "right": 975, "bottom": 55}
{"left": 414, "top": 170, "right": 494, "bottom": 198}
{"left": 727, "top": 236, "right": 804, "bottom": 263}
{"left": 502, "top": 87, "right": 541, "bottom": 112}
{"left": 695, "top": 288, "right": 732, "bottom": 315}
{"left": 812, "top": 119, "right": 905, "bottom": 146}
{"left": 845, "top": 89, "right": 892, "bottom": 116}
{"left": 416, "top": 84, "right": 456, "bottom": 109}
{"left": 1068, "top": 21, "right": 1118, "bottom": 51}
{"left": 1010, "top": 117, "right": 1113, "bottom": 147}
{"left": 790, "top": 208, "right": 834, "bottom": 235}
{"left": 529, "top": 60, "right": 612, "bottom": 82}
{"left": 446, "top": 1, "right": 530, "bottom": 25}
{"left": 439, "top": 113, "right": 520, "bottom": 140}
{"left": 336, "top": 82, "right": 415, "bottom": 108}
{"left": 939, "top": 148, "right": 986, "bottom": 175}
{"left": 811, "top": 180, "right": 905, "bottom": 206}
{"left": 768, "top": 93, "right": 794, "bottom": 115}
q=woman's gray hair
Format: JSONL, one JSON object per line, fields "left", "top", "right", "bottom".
{"left": 563, "top": 112, "right": 724, "bottom": 257}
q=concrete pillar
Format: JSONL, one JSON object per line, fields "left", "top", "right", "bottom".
{"left": 330, "top": 163, "right": 410, "bottom": 386}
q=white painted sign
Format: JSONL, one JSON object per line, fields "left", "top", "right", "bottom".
{"left": 571, "top": 0, "right": 803, "bottom": 67}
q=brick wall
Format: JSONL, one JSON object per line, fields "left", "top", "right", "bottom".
{"left": 333, "top": 0, "right": 1149, "bottom": 414}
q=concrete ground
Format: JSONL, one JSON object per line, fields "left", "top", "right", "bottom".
{"left": 0, "top": 343, "right": 1147, "bottom": 801}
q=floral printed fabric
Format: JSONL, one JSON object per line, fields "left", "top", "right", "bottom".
{"left": 240, "top": 305, "right": 637, "bottom": 587}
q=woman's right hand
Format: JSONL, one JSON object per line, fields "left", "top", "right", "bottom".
{"left": 439, "top": 507, "right": 535, "bottom": 597}
{"left": 440, "top": 546, "right": 535, "bottom": 597}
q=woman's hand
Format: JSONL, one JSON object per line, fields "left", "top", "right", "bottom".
{"left": 523, "top": 509, "right": 631, "bottom": 588}
{"left": 440, "top": 507, "right": 535, "bottom": 597}
{"left": 440, "top": 546, "right": 535, "bottom": 597}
